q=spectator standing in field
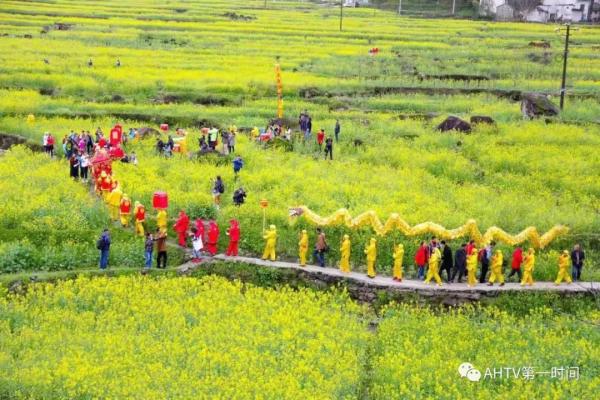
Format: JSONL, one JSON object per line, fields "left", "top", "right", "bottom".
{"left": 571, "top": 244, "right": 585, "bottom": 281}
{"left": 129, "top": 151, "right": 138, "bottom": 166}
{"left": 79, "top": 153, "right": 90, "bottom": 182}
{"left": 334, "top": 119, "right": 341, "bottom": 142}
{"left": 155, "top": 228, "right": 168, "bottom": 269}
{"left": 212, "top": 176, "right": 225, "bottom": 208}
{"left": 221, "top": 130, "right": 230, "bottom": 154}
{"left": 440, "top": 240, "right": 453, "bottom": 283}
{"left": 478, "top": 241, "right": 495, "bottom": 284}
{"left": 144, "top": 232, "right": 154, "bottom": 270}
{"left": 316, "top": 129, "right": 325, "bottom": 151}
{"left": 451, "top": 243, "right": 467, "bottom": 283}
{"left": 42, "top": 132, "right": 49, "bottom": 153}
{"left": 46, "top": 133, "right": 55, "bottom": 157}
{"left": 69, "top": 152, "right": 80, "bottom": 179}
{"left": 228, "top": 132, "right": 236, "bottom": 154}
{"left": 414, "top": 241, "right": 429, "bottom": 280}
{"left": 313, "top": 228, "right": 327, "bottom": 267}
{"left": 85, "top": 132, "right": 94, "bottom": 154}
{"left": 324, "top": 137, "right": 333, "bottom": 160}
{"left": 507, "top": 247, "right": 523, "bottom": 282}
{"left": 97, "top": 229, "right": 111, "bottom": 270}
{"left": 156, "top": 138, "right": 164, "bottom": 156}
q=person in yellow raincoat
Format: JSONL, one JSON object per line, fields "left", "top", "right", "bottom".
{"left": 392, "top": 243, "right": 404, "bottom": 281}
{"left": 488, "top": 249, "right": 505, "bottom": 286}
{"left": 425, "top": 247, "right": 443, "bottom": 286}
{"left": 262, "top": 225, "right": 277, "bottom": 261}
{"left": 134, "top": 201, "right": 146, "bottom": 237}
{"left": 119, "top": 194, "right": 131, "bottom": 227}
{"left": 298, "top": 230, "right": 308, "bottom": 266}
{"left": 156, "top": 209, "right": 168, "bottom": 232}
{"left": 251, "top": 127, "right": 259, "bottom": 141}
{"left": 364, "top": 238, "right": 377, "bottom": 278}
{"left": 339, "top": 234, "right": 351, "bottom": 273}
{"left": 521, "top": 248, "right": 535, "bottom": 286}
{"left": 107, "top": 185, "right": 122, "bottom": 222}
{"left": 555, "top": 250, "right": 572, "bottom": 285}
{"left": 466, "top": 247, "right": 478, "bottom": 287}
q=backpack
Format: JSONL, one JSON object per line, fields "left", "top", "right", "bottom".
{"left": 96, "top": 237, "right": 104, "bottom": 250}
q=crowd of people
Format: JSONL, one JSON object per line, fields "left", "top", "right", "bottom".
{"left": 72, "top": 121, "right": 584, "bottom": 286}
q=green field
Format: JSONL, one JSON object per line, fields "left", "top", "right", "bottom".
{"left": 0, "top": 0, "right": 598, "bottom": 279}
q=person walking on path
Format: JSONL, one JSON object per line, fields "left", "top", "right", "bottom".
{"left": 520, "top": 248, "right": 535, "bottom": 286}
{"left": 299, "top": 230, "right": 309, "bottom": 267}
{"left": 440, "top": 240, "right": 453, "bottom": 283}
{"left": 225, "top": 219, "right": 240, "bottom": 257}
{"left": 365, "top": 238, "right": 378, "bottom": 278}
{"left": 425, "top": 247, "right": 443, "bottom": 286}
{"left": 324, "top": 137, "right": 333, "bottom": 160}
{"left": 571, "top": 244, "right": 585, "bottom": 281}
{"left": 478, "top": 241, "right": 495, "bottom": 284}
{"left": 555, "top": 250, "right": 572, "bottom": 285}
{"left": 334, "top": 119, "right": 340, "bottom": 142}
{"left": 97, "top": 229, "right": 111, "bottom": 270}
{"left": 313, "top": 228, "right": 328, "bottom": 267}
{"left": 507, "top": 247, "right": 523, "bottom": 282}
{"left": 466, "top": 247, "right": 478, "bottom": 287}
{"left": 451, "top": 243, "right": 467, "bottom": 283}
{"left": 261, "top": 225, "right": 277, "bottom": 261}
{"left": 487, "top": 249, "right": 505, "bottom": 286}
{"left": 144, "top": 232, "right": 153, "bottom": 270}
{"left": 190, "top": 227, "right": 204, "bottom": 263}
{"left": 155, "top": 228, "right": 168, "bottom": 269}
{"left": 340, "top": 234, "right": 351, "bottom": 273}
{"left": 414, "top": 241, "right": 428, "bottom": 280}
{"left": 173, "top": 210, "right": 190, "bottom": 247}
{"left": 392, "top": 243, "right": 404, "bottom": 281}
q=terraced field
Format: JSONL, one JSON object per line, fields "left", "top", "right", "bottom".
{"left": 0, "top": 0, "right": 598, "bottom": 275}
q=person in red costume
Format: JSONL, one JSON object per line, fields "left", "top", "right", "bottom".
{"left": 225, "top": 219, "right": 240, "bottom": 256}
{"left": 173, "top": 210, "right": 190, "bottom": 247}
{"left": 194, "top": 218, "right": 205, "bottom": 240}
{"left": 316, "top": 129, "right": 325, "bottom": 151}
{"left": 206, "top": 220, "right": 220, "bottom": 255}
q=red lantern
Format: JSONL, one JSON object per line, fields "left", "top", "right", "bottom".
{"left": 160, "top": 123, "right": 169, "bottom": 132}
{"left": 153, "top": 191, "right": 169, "bottom": 210}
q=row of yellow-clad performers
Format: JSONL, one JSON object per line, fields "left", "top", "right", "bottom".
{"left": 260, "top": 228, "right": 572, "bottom": 286}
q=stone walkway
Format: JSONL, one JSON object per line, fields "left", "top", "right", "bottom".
{"left": 212, "top": 255, "right": 599, "bottom": 294}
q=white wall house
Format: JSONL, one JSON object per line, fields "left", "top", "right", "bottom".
{"left": 343, "top": 0, "right": 370, "bottom": 6}
{"left": 480, "top": 0, "right": 599, "bottom": 22}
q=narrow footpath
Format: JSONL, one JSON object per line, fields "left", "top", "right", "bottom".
{"left": 204, "top": 254, "right": 599, "bottom": 294}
